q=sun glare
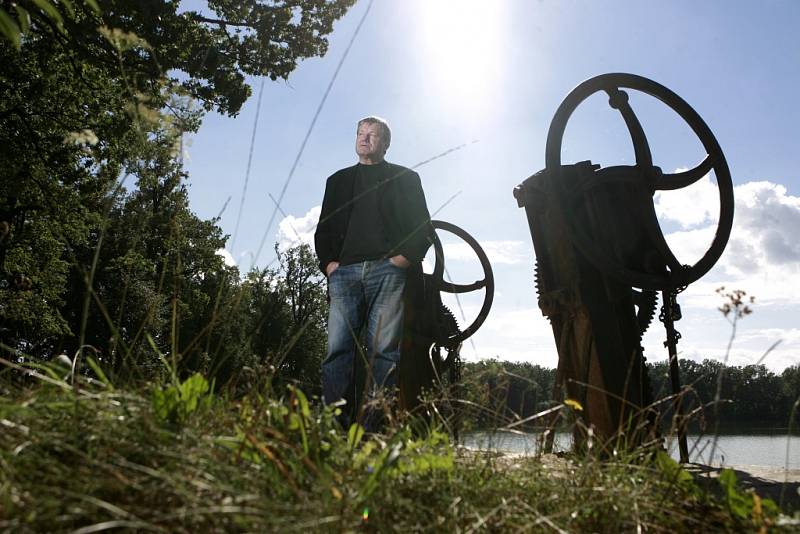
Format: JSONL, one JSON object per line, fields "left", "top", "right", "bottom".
{"left": 418, "top": 0, "right": 505, "bottom": 117}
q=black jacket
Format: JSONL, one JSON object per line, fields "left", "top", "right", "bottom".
{"left": 314, "top": 162, "right": 434, "bottom": 274}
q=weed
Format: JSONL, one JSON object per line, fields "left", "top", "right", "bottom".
{"left": 0, "top": 368, "right": 792, "bottom": 532}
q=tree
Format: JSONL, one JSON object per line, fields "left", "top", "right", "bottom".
{"left": 69, "top": 129, "right": 236, "bottom": 380}
{"left": 780, "top": 364, "right": 800, "bottom": 426}
{"left": 0, "top": 33, "right": 137, "bottom": 357}
{"left": 1, "top": 0, "right": 355, "bottom": 371}
{"left": 2, "top": 0, "right": 356, "bottom": 115}
{"left": 185, "top": 245, "right": 329, "bottom": 395}
{"left": 273, "top": 243, "right": 328, "bottom": 394}
{"left": 648, "top": 359, "right": 800, "bottom": 428}
{"left": 459, "top": 359, "right": 557, "bottom": 428}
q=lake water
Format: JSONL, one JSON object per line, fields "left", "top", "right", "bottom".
{"left": 463, "top": 431, "right": 799, "bottom": 469}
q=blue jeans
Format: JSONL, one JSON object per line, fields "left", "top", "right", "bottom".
{"left": 322, "top": 259, "right": 407, "bottom": 431}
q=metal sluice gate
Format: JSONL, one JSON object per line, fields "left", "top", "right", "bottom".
{"left": 514, "top": 73, "right": 734, "bottom": 458}
{"left": 397, "top": 74, "right": 733, "bottom": 461}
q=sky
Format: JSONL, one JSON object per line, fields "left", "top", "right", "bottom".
{"left": 183, "top": 0, "right": 800, "bottom": 372}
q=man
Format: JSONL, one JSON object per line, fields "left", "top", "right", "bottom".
{"left": 314, "top": 116, "right": 433, "bottom": 431}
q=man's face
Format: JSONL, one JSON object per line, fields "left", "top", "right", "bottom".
{"left": 355, "top": 122, "right": 387, "bottom": 162}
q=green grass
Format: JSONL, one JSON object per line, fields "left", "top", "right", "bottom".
{"left": 0, "top": 370, "right": 794, "bottom": 533}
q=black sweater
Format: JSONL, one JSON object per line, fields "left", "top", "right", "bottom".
{"left": 314, "top": 161, "right": 434, "bottom": 275}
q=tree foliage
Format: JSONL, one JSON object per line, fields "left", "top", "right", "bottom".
{"left": 458, "top": 359, "right": 800, "bottom": 430}
{"left": 0, "top": 0, "right": 351, "bottom": 389}
{"left": 1, "top": 0, "right": 356, "bottom": 114}
{"left": 459, "top": 360, "right": 556, "bottom": 429}
{"left": 648, "top": 359, "right": 800, "bottom": 428}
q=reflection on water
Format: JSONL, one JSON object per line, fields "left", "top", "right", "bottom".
{"left": 463, "top": 431, "right": 799, "bottom": 469}
{"left": 463, "top": 431, "right": 572, "bottom": 456}
{"left": 668, "top": 434, "right": 798, "bottom": 469}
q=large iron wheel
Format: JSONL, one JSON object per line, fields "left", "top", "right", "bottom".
{"left": 429, "top": 220, "right": 495, "bottom": 345}
{"left": 545, "top": 73, "right": 734, "bottom": 290}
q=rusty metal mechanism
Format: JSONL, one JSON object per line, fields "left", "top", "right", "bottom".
{"left": 515, "top": 73, "right": 734, "bottom": 459}
{"left": 399, "top": 220, "right": 494, "bottom": 422}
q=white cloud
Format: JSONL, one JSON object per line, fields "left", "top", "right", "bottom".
{"left": 654, "top": 169, "right": 720, "bottom": 229}
{"left": 463, "top": 306, "right": 558, "bottom": 365}
{"left": 643, "top": 178, "right": 800, "bottom": 370}
{"left": 661, "top": 225, "right": 718, "bottom": 269}
{"left": 736, "top": 327, "right": 800, "bottom": 346}
{"left": 276, "top": 205, "right": 320, "bottom": 251}
{"left": 655, "top": 173, "right": 800, "bottom": 270}
{"left": 443, "top": 240, "right": 529, "bottom": 265}
{"left": 215, "top": 248, "right": 236, "bottom": 267}
{"left": 641, "top": 308, "right": 800, "bottom": 371}
{"left": 734, "top": 181, "right": 800, "bottom": 265}
{"left": 483, "top": 307, "right": 547, "bottom": 337}
{"left": 656, "top": 179, "right": 800, "bottom": 306}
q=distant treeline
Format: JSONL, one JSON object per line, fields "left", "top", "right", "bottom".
{"left": 459, "top": 359, "right": 800, "bottom": 430}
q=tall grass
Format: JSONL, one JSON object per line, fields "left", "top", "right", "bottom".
{"left": 1, "top": 362, "right": 793, "bottom": 532}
